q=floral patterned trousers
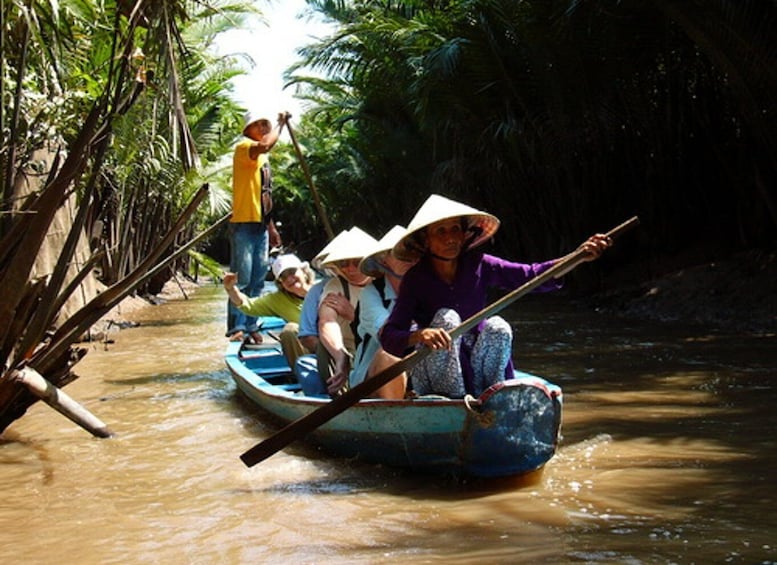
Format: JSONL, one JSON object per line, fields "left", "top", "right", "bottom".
{"left": 409, "top": 308, "right": 512, "bottom": 398}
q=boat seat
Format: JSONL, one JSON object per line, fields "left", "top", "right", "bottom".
{"left": 253, "top": 366, "right": 292, "bottom": 377}
{"left": 240, "top": 349, "right": 282, "bottom": 362}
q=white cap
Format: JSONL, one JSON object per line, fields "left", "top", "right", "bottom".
{"left": 271, "top": 254, "right": 306, "bottom": 279}
{"left": 242, "top": 112, "right": 270, "bottom": 136}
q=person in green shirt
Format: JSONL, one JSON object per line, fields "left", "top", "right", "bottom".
{"left": 223, "top": 253, "right": 315, "bottom": 367}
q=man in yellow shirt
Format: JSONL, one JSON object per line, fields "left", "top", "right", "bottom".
{"left": 227, "top": 111, "right": 288, "bottom": 343}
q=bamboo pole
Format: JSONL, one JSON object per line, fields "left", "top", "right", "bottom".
{"left": 284, "top": 117, "right": 335, "bottom": 239}
{"left": 11, "top": 367, "right": 113, "bottom": 438}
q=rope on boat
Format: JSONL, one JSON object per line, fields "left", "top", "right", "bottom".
{"left": 464, "top": 394, "right": 496, "bottom": 426}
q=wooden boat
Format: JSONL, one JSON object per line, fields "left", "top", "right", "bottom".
{"left": 226, "top": 316, "right": 563, "bottom": 478}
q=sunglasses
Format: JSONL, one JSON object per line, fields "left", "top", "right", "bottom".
{"left": 335, "top": 258, "right": 360, "bottom": 269}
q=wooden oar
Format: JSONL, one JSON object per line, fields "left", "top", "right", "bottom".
{"left": 285, "top": 117, "right": 335, "bottom": 239}
{"left": 240, "top": 216, "right": 640, "bottom": 467}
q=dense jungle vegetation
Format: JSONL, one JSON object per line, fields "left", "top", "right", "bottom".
{"left": 272, "top": 0, "right": 775, "bottom": 278}
{"left": 0, "top": 0, "right": 774, "bottom": 431}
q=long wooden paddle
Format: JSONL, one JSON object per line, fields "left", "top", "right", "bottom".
{"left": 240, "top": 216, "right": 640, "bottom": 467}
{"left": 285, "top": 117, "right": 335, "bottom": 239}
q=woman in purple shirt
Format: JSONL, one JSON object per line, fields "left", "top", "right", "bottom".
{"left": 380, "top": 194, "right": 611, "bottom": 398}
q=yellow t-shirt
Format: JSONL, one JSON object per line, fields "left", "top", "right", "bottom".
{"left": 231, "top": 139, "right": 268, "bottom": 223}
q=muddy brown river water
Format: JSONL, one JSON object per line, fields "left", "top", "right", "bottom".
{"left": 1, "top": 284, "right": 775, "bottom": 564}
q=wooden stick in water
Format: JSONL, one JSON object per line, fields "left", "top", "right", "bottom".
{"left": 11, "top": 367, "right": 113, "bottom": 438}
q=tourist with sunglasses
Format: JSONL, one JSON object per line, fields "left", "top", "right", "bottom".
{"left": 315, "top": 228, "right": 378, "bottom": 397}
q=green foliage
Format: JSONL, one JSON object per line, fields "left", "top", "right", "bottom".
{"left": 0, "top": 0, "right": 264, "bottom": 430}
{"left": 289, "top": 0, "right": 775, "bottom": 268}
{"left": 187, "top": 249, "right": 225, "bottom": 282}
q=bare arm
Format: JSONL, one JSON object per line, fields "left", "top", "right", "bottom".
{"left": 248, "top": 113, "right": 288, "bottom": 159}
{"left": 318, "top": 303, "right": 351, "bottom": 395}
{"left": 558, "top": 233, "right": 612, "bottom": 264}
{"left": 223, "top": 272, "right": 247, "bottom": 307}
{"left": 320, "top": 292, "right": 355, "bottom": 322}
{"left": 267, "top": 219, "right": 281, "bottom": 248}
{"left": 551, "top": 233, "right": 613, "bottom": 277}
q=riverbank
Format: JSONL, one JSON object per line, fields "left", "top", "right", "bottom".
{"left": 592, "top": 249, "right": 776, "bottom": 334}
{"left": 85, "top": 274, "right": 206, "bottom": 342}
{"left": 96, "top": 250, "right": 776, "bottom": 339}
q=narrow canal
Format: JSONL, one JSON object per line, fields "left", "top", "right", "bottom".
{"left": 1, "top": 284, "right": 775, "bottom": 563}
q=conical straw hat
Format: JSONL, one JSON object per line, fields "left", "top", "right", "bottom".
{"left": 319, "top": 226, "right": 378, "bottom": 268}
{"left": 392, "top": 194, "right": 500, "bottom": 261}
{"left": 311, "top": 229, "right": 350, "bottom": 270}
{"left": 359, "top": 225, "right": 407, "bottom": 277}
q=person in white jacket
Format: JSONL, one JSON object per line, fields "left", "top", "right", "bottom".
{"left": 353, "top": 225, "right": 417, "bottom": 399}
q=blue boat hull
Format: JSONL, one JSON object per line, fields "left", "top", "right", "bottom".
{"left": 226, "top": 317, "right": 563, "bottom": 478}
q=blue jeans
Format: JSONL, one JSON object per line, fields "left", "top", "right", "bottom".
{"left": 227, "top": 222, "right": 269, "bottom": 336}
{"left": 294, "top": 354, "right": 327, "bottom": 397}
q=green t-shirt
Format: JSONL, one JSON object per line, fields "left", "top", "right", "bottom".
{"left": 238, "top": 291, "right": 303, "bottom": 323}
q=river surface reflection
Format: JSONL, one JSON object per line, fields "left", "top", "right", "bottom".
{"left": 1, "top": 284, "right": 775, "bottom": 564}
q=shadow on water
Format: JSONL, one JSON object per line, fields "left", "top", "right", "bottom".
{"left": 4, "top": 285, "right": 776, "bottom": 563}
{"left": 104, "top": 369, "right": 233, "bottom": 387}
{"left": 502, "top": 296, "right": 777, "bottom": 561}
{"left": 127, "top": 315, "right": 223, "bottom": 328}
{"left": 230, "top": 454, "right": 547, "bottom": 499}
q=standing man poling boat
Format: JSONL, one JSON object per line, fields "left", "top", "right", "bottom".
{"left": 226, "top": 111, "right": 288, "bottom": 345}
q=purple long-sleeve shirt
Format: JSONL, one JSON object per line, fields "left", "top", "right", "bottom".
{"left": 380, "top": 250, "right": 560, "bottom": 357}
